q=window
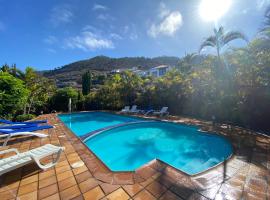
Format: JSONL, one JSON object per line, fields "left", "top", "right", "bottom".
{"left": 159, "top": 68, "right": 167, "bottom": 76}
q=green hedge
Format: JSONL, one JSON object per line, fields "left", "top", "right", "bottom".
{"left": 15, "top": 114, "right": 36, "bottom": 122}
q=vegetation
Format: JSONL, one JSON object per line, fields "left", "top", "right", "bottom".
{"left": 42, "top": 56, "right": 180, "bottom": 88}
{"left": 0, "top": 72, "right": 29, "bottom": 118}
{"left": 49, "top": 87, "right": 78, "bottom": 112}
{"left": 82, "top": 71, "right": 92, "bottom": 95}
{"left": 259, "top": 6, "right": 270, "bottom": 40}
{"left": 199, "top": 26, "right": 248, "bottom": 67}
{"left": 15, "top": 114, "right": 36, "bottom": 122}
{"left": 24, "top": 67, "right": 55, "bottom": 114}
{"left": 0, "top": 66, "right": 55, "bottom": 120}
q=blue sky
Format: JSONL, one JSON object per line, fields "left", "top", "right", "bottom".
{"left": 0, "top": 0, "right": 269, "bottom": 70}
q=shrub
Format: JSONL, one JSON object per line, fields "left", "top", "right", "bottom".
{"left": 49, "top": 87, "right": 78, "bottom": 112}
{"left": 0, "top": 72, "right": 29, "bottom": 116}
{"left": 15, "top": 114, "right": 36, "bottom": 122}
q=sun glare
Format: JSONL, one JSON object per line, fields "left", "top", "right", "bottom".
{"left": 199, "top": 0, "right": 232, "bottom": 22}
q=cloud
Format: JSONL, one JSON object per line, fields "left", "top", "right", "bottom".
{"left": 123, "top": 25, "right": 139, "bottom": 40}
{"left": 159, "top": 2, "right": 170, "bottom": 18}
{"left": 110, "top": 33, "right": 122, "bottom": 40}
{"left": 50, "top": 5, "right": 73, "bottom": 26}
{"left": 148, "top": 11, "right": 183, "bottom": 38}
{"left": 64, "top": 31, "right": 114, "bottom": 51}
{"left": 129, "top": 33, "right": 138, "bottom": 40}
{"left": 256, "top": 0, "right": 270, "bottom": 10}
{"left": 93, "top": 4, "right": 108, "bottom": 11}
{"left": 46, "top": 48, "right": 57, "bottom": 54}
{"left": 82, "top": 25, "right": 99, "bottom": 32}
{"left": 123, "top": 25, "right": 129, "bottom": 34}
{"left": 97, "top": 14, "right": 108, "bottom": 20}
{"left": 44, "top": 36, "right": 58, "bottom": 45}
{"left": 97, "top": 13, "right": 114, "bottom": 21}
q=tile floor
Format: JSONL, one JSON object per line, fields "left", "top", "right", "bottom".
{"left": 0, "top": 113, "right": 269, "bottom": 200}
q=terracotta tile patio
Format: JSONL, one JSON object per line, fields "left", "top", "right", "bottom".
{"left": 0, "top": 113, "right": 269, "bottom": 200}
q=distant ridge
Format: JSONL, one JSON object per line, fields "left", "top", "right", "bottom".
{"left": 42, "top": 56, "right": 180, "bottom": 87}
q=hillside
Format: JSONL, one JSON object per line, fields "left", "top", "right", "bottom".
{"left": 42, "top": 56, "right": 180, "bottom": 88}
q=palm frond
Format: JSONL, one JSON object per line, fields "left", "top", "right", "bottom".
{"left": 259, "top": 6, "right": 270, "bottom": 35}
{"left": 265, "top": 6, "right": 270, "bottom": 17}
{"left": 260, "top": 25, "right": 270, "bottom": 33}
{"left": 199, "top": 36, "right": 216, "bottom": 53}
{"left": 216, "top": 26, "right": 225, "bottom": 37}
{"left": 223, "top": 31, "right": 248, "bottom": 44}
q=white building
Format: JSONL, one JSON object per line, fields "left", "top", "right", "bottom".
{"left": 112, "top": 65, "right": 173, "bottom": 78}
{"left": 147, "top": 65, "right": 172, "bottom": 77}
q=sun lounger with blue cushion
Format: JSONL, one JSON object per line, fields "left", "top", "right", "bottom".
{"left": 0, "top": 124, "right": 38, "bottom": 129}
{"left": 0, "top": 119, "right": 48, "bottom": 125}
{"left": 0, "top": 125, "right": 53, "bottom": 146}
{"left": 120, "top": 106, "right": 130, "bottom": 113}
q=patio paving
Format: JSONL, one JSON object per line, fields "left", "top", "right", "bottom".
{"left": 0, "top": 113, "right": 269, "bottom": 200}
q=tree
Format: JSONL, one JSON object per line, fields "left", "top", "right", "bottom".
{"left": 82, "top": 71, "right": 92, "bottom": 95}
{"left": 50, "top": 87, "right": 78, "bottom": 112}
{"left": 77, "top": 90, "right": 85, "bottom": 111}
{"left": 24, "top": 67, "right": 55, "bottom": 114}
{"left": 0, "top": 64, "right": 25, "bottom": 79}
{"left": 0, "top": 72, "right": 29, "bottom": 117}
{"left": 1, "top": 64, "right": 9, "bottom": 72}
{"left": 199, "top": 26, "right": 248, "bottom": 67}
{"left": 177, "top": 53, "right": 199, "bottom": 74}
{"left": 259, "top": 6, "right": 270, "bottom": 39}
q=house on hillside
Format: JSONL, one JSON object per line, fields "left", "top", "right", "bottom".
{"left": 110, "top": 69, "right": 125, "bottom": 74}
{"left": 147, "top": 65, "right": 172, "bottom": 77}
{"left": 110, "top": 65, "right": 173, "bottom": 78}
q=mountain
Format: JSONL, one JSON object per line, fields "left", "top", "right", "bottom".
{"left": 42, "top": 56, "right": 180, "bottom": 88}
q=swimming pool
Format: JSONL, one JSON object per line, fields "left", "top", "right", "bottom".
{"left": 59, "top": 112, "right": 232, "bottom": 175}
{"left": 58, "top": 112, "right": 142, "bottom": 136}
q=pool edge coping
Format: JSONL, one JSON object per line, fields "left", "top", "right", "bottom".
{"left": 57, "top": 111, "right": 235, "bottom": 179}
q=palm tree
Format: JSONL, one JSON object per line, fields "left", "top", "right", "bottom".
{"left": 178, "top": 53, "right": 199, "bottom": 73}
{"left": 259, "top": 6, "right": 270, "bottom": 39}
{"left": 199, "top": 26, "right": 248, "bottom": 65}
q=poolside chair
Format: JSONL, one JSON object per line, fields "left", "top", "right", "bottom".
{"left": 0, "top": 125, "right": 53, "bottom": 146}
{"left": 129, "top": 105, "right": 140, "bottom": 113}
{"left": 0, "top": 119, "right": 48, "bottom": 125}
{"left": 0, "top": 144, "right": 65, "bottom": 175}
{"left": 0, "top": 124, "right": 37, "bottom": 129}
{"left": 152, "top": 107, "right": 169, "bottom": 116}
{"left": 120, "top": 106, "right": 130, "bottom": 113}
{"left": 144, "top": 109, "right": 155, "bottom": 116}
{"left": 0, "top": 125, "right": 53, "bottom": 134}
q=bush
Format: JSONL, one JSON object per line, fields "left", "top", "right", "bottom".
{"left": 49, "top": 87, "right": 78, "bottom": 112}
{"left": 0, "top": 72, "right": 29, "bottom": 116}
{"left": 15, "top": 114, "right": 36, "bottom": 122}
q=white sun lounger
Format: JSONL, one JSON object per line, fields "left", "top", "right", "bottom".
{"left": 0, "top": 132, "right": 48, "bottom": 147}
{"left": 0, "top": 144, "right": 64, "bottom": 175}
{"left": 153, "top": 107, "right": 169, "bottom": 116}
{"left": 120, "top": 106, "right": 130, "bottom": 113}
{"left": 129, "top": 105, "right": 140, "bottom": 113}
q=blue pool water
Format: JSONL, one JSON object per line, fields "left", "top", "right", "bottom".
{"left": 58, "top": 112, "right": 141, "bottom": 136}
{"left": 60, "top": 112, "right": 232, "bottom": 175}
